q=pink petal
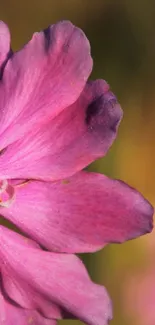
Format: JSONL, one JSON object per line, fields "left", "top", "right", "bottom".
{"left": 0, "top": 21, "right": 10, "bottom": 69}
{"left": 0, "top": 226, "right": 112, "bottom": 325}
{"left": 0, "top": 288, "right": 56, "bottom": 325}
{"left": 1, "top": 171, "right": 153, "bottom": 253}
{"left": 0, "top": 21, "right": 92, "bottom": 148}
{"left": 0, "top": 80, "right": 122, "bottom": 180}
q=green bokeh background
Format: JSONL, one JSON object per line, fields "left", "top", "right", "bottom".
{"left": 1, "top": 1, "right": 155, "bottom": 325}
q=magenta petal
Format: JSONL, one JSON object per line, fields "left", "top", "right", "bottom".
{"left": 0, "top": 21, "right": 92, "bottom": 148}
{"left": 0, "top": 288, "right": 56, "bottom": 325}
{"left": 0, "top": 226, "right": 112, "bottom": 325}
{"left": 0, "top": 21, "right": 10, "bottom": 69}
{"left": 1, "top": 171, "right": 153, "bottom": 253}
{"left": 0, "top": 80, "right": 122, "bottom": 180}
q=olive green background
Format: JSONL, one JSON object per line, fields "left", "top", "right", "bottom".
{"left": 0, "top": 1, "right": 155, "bottom": 325}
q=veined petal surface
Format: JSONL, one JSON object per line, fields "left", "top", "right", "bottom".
{"left": 0, "top": 21, "right": 92, "bottom": 148}
{"left": 0, "top": 80, "right": 122, "bottom": 180}
{"left": 0, "top": 171, "right": 153, "bottom": 253}
{"left": 0, "top": 226, "right": 112, "bottom": 325}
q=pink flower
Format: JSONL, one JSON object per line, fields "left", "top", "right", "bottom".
{"left": 0, "top": 20, "right": 153, "bottom": 324}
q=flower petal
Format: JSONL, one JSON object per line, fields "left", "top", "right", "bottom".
{"left": 0, "top": 21, "right": 92, "bottom": 148}
{"left": 0, "top": 80, "right": 122, "bottom": 180}
{"left": 0, "top": 287, "right": 56, "bottom": 325}
{"left": 0, "top": 171, "right": 153, "bottom": 253}
{"left": 0, "top": 226, "right": 112, "bottom": 325}
{"left": 0, "top": 21, "right": 10, "bottom": 71}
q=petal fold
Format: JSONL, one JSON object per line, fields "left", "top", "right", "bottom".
{"left": 0, "top": 80, "right": 122, "bottom": 180}
{"left": 0, "top": 286, "right": 56, "bottom": 325}
{"left": 0, "top": 21, "right": 92, "bottom": 148}
{"left": 0, "top": 226, "right": 112, "bottom": 325}
{"left": 0, "top": 171, "right": 153, "bottom": 253}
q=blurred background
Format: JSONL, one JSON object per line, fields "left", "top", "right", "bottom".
{"left": 0, "top": 1, "right": 155, "bottom": 324}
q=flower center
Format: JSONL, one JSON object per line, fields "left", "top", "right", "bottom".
{"left": 0, "top": 180, "right": 15, "bottom": 207}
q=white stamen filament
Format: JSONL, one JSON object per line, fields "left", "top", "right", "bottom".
{"left": 0, "top": 180, "right": 8, "bottom": 194}
{"left": 0, "top": 181, "right": 15, "bottom": 208}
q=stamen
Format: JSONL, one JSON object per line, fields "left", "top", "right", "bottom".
{"left": 0, "top": 180, "right": 8, "bottom": 194}
{"left": 0, "top": 181, "right": 15, "bottom": 208}
{"left": 15, "top": 180, "right": 30, "bottom": 188}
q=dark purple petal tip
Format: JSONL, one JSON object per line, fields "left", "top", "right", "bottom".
{"left": 86, "top": 91, "right": 122, "bottom": 134}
